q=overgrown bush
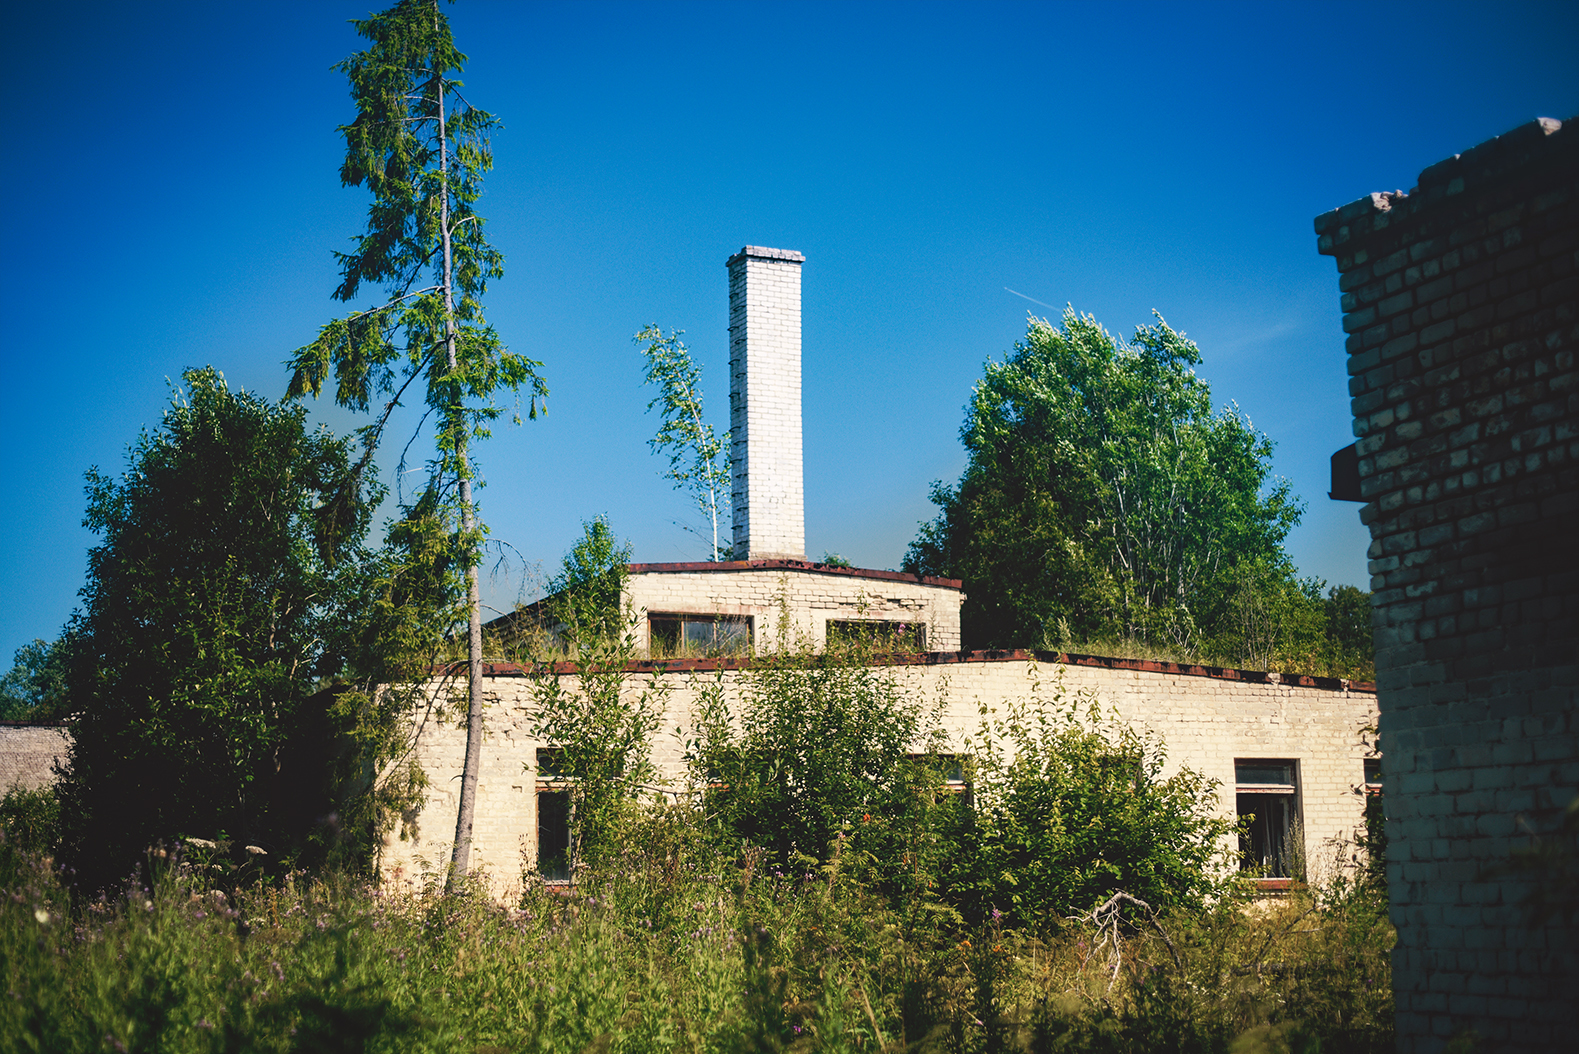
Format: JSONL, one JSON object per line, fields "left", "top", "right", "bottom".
{"left": 942, "top": 674, "right": 1237, "bottom": 929}
{"left": 685, "top": 620, "right": 946, "bottom": 878}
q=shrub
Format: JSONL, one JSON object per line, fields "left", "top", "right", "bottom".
{"left": 685, "top": 624, "right": 941, "bottom": 873}
{"left": 942, "top": 671, "right": 1237, "bottom": 927}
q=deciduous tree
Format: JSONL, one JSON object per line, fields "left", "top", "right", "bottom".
{"left": 905, "top": 309, "right": 1302, "bottom": 653}
{"left": 287, "top": 0, "right": 546, "bottom": 879}
{"left": 635, "top": 326, "right": 731, "bottom": 561}
{"left": 55, "top": 369, "right": 383, "bottom": 891}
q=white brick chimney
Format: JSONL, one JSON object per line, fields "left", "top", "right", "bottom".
{"left": 727, "top": 246, "right": 806, "bottom": 560}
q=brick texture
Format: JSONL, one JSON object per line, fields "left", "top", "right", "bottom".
{"left": 0, "top": 723, "right": 68, "bottom": 792}
{"left": 625, "top": 560, "right": 964, "bottom": 652}
{"left": 1315, "top": 116, "right": 1579, "bottom": 1053}
{"left": 384, "top": 654, "right": 1378, "bottom": 905}
{"left": 728, "top": 246, "right": 806, "bottom": 560}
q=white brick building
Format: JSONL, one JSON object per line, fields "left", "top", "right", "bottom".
{"left": 379, "top": 243, "right": 1382, "bottom": 901}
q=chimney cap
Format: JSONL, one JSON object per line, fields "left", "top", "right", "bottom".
{"left": 727, "top": 245, "right": 805, "bottom": 266}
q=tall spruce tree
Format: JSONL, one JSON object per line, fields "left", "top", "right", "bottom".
{"left": 287, "top": 0, "right": 545, "bottom": 878}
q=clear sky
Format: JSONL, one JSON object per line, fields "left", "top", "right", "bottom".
{"left": 2, "top": 0, "right": 1576, "bottom": 661}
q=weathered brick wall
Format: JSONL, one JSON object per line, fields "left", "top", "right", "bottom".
{"left": 0, "top": 723, "right": 69, "bottom": 792}
{"left": 1315, "top": 117, "right": 1578, "bottom": 1052}
{"left": 728, "top": 245, "right": 806, "bottom": 560}
{"left": 625, "top": 560, "right": 964, "bottom": 652}
{"left": 383, "top": 654, "right": 1378, "bottom": 902}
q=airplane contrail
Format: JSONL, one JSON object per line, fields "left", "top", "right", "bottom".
{"left": 1004, "top": 287, "right": 1060, "bottom": 311}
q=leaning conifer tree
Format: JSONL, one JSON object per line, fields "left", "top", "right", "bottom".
{"left": 287, "top": 0, "right": 546, "bottom": 879}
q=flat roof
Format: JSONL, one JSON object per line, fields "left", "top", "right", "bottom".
{"left": 626, "top": 558, "right": 962, "bottom": 591}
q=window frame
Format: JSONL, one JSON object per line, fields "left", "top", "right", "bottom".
{"left": 826, "top": 618, "right": 928, "bottom": 652}
{"left": 1234, "top": 758, "right": 1303, "bottom": 887}
{"left": 646, "top": 612, "right": 754, "bottom": 657}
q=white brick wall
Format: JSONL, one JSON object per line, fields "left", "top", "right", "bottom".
{"left": 625, "top": 561, "right": 963, "bottom": 652}
{"left": 385, "top": 655, "right": 1379, "bottom": 900}
{"left": 728, "top": 246, "right": 805, "bottom": 560}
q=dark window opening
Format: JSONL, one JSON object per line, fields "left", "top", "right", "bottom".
{"left": 648, "top": 614, "right": 753, "bottom": 657}
{"left": 827, "top": 619, "right": 927, "bottom": 652}
{"left": 1363, "top": 757, "right": 1383, "bottom": 793}
{"left": 1236, "top": 760, "right": 1301, "bottom": 879}
{"left": 536, "top": 747, "right": 573, "bottom": 881}
{"left": 536, "top": 790, "right": 571, "bottom": 882}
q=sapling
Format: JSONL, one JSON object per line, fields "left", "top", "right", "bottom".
{"left": 635, "top": 326, "right": 731, "bottom": 561}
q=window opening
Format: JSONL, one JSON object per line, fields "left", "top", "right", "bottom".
{"left": 535, "top": 747, "right": 572, "bottom": 882}
{"left": 648, "top": 614, "right": 752, "bottom": 657}
{"left": 1363, "top": 757, "right": 1383, "bottom": 794}
{"left": 1235, "top": 760, "right": 1301, "bottom": 879}
{"left": 827, "top": 619, "right": 927, "bottom": 652}
{"left": 906, "top": 753, "right": 969, "bottom": 792}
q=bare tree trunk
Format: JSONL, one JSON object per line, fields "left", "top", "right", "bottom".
{"left": 432, "top": 71, "right": 486, "bottom": 885}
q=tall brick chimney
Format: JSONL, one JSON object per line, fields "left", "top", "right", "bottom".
{"left": 727, "top": 246, "right": 806, "bottom": 560}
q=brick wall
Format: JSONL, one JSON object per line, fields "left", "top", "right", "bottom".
{"left": 383, "top": 654, "right": 1378, "bottom": 903}
{"left": 1315, "top": 116, "right": 1578, "bottom": 1052}
{"left": 0, "top": 723, "right": 69, "bottom": 793}
{"left": 728, "top": 246, "right": 806, "bottom": 559}
{"left": 624, "top": 559, "right": 964, "bottom": 652}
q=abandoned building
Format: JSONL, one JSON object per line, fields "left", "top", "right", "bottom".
{"left": 1315, "top": 117, "right": 1577, "bottom": 1053}
{"left": 380, "top": 245, "right": 1382, "bottom": 902}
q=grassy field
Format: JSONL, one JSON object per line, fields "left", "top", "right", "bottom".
{"left": 2, "top": 811, "right": 1392, "bottom": 1054}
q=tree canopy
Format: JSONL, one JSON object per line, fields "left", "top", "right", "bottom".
{"left": 54, "top": 369, "right": 402, "bottom": 891}
{"left": 905, "top": 310, "right": 1304, "bottom": 654}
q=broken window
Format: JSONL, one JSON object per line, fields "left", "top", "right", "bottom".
{"left": 1235, "top": 760, "right": 1302, "bottom": 879}
{"left": 826, "top": 619, "right": 927, "bottom": 652}
{"left": 1363, "top": 757, "right": 1383, "bottom": 794}
{"left": 535, "top": 748, "right": 572, "bottom": 882}
{"left": 648, "top": 614, "right": 752, "bottom": 657}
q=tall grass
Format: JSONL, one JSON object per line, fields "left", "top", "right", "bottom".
{"left": 2, "top": 807, "right": 1392, "bottom": 1054}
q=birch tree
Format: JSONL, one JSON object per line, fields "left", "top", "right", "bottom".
{"left": 635, "top": 326, "right": 731, "bottom": 560}
{"left": 287, "top": 0, "right": 546, "bottom": 879}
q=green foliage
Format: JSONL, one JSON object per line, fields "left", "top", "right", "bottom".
{"left": 551, "top": 514, "right": 633, "bottom": 650}
{"left": 53, "top": 368, "right": 407, "bottom": 892}
{"left": 905, "top": 310, "right": 1304, "bottom": 655}
{"left": 687, "top": 624, "right": 942, "bottom": 875}
{"left": 0, "top": 637, "right": 72, "bottom": 722}
{"left": 944, "top": 676, "right": 1237, "bottom": 927}
{"left": 1321, "top": 585, "right": 1376, "bottom": 680}
{"left": 287, "top": 0, "right": 545, "bottom": 468}
{"left": 525, "top": 519, "right": 664, "bottom": 873}
{"left": 636, "top": 325, "right": 731, "bottom": 561}
{"left": 0, "top": 785, "right": 59, "bottom": 888}
{"left": 0, "top": 824, "right": 1394, "bottom": 1054}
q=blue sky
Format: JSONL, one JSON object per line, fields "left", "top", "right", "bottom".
{"left": 2, "top": 0, "right": 1575, "bottom": 660}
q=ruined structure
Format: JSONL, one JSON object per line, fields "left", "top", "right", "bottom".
{"left": 379, "top": 245, "right": 1382, "bottom": 906}
{"left": 1315, "top": 117, "right": 1577, "bottom": 1052}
